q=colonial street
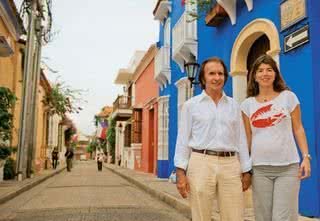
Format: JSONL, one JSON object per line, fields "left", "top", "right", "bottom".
{"left": 0, "top": 161, "right": 189, "bottom": 221}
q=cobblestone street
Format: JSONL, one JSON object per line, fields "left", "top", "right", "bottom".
{"left": 0, "top": 161, "right": 189, "bottom": 221}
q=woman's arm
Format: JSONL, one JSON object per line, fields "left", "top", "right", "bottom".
{"left": 242, "top": 112, "right": 252, "bottom": 154}
{"left": 291, "top": 105, "right": 311, "bottom": 179}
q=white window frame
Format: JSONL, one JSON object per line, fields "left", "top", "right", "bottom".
{"left": 175, "top": 77, "right": 193, "bottom": 127}
{"left": 164, "top": 18, "right": 171, "bottom": 47}
{"left": 157, "top": 96, "right": 169, "bottom": 161}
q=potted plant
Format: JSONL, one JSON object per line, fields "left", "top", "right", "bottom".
{"left": 0, "top": 146, "right": 12, "bottom": 181}
{"left": 0, "top": 87, "right": 16, "bottom": 181}
{"left": 29, "top": 168, "right": 35, "bottom": 178}
{"left": 186, "top": 0, "right": 228, "bottom": 26}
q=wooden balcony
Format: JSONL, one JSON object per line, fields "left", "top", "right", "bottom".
{"left": 205, "top": 3, "right": 228, "bottom": 27}
{"left": 111, "top": 95, "right": 132, "bottom": 120}
{"left": 206, "top": 0, "right": 253, "bottom": 26}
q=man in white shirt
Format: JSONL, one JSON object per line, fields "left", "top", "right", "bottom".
{"left": 174, "top": 57, "right": 252, "bottom": 221}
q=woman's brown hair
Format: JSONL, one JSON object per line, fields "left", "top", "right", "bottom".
{"left": 198, "top": 57, "right": 228, "bottom": 89}
{"left": 247, "top": 54, "right": 289, "bottom": 97}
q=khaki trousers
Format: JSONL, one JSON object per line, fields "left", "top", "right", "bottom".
{"left": 187, "top": 152, "right": 244, "bottom": 221}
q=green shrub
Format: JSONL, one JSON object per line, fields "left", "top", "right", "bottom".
{"left": 3, "top": 158, "right": 15, "bottom": 180}
{"left": 0, "top": 87, "right": 17, "bottom": 142}
{"left": 0, "top": 146, "right": 11, "bottom": 160}
{"left": 107, "top": 118, "right": 116, "bottom": 163}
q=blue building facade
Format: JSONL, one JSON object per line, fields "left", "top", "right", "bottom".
{"left": 154, "top": 0, "right": 319, "bottom": 217}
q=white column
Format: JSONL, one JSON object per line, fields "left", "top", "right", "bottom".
{"left": 232, "top": 72, "right": 248, "bottom": 103}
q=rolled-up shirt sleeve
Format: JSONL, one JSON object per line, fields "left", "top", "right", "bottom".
{"left": 237, "top": 106, "right": 252, "bottom": 173}
{"left": 174, "top": 102, "right": 192, "bottom": 170}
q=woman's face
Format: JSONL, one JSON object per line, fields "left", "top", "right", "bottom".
{"left": 255, "top": 63, "right": 276, "bottom": 88}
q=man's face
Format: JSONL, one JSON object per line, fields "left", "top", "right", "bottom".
{"left": 203, "top": 61, "right": 225, "bottom": 93}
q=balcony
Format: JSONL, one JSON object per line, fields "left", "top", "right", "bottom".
{"left": 153, "top": 0, "right": 172, "bottom": 22}
{"left": 205, "top": 3, "right": 228, "bottom": 27}
{"left": 154, "top": 45, "right": 171, "bottom": 88}
{"left": 207, "top": 0, "right": 253, "bottom": 26}
{"left": 172, "top": 11, "right": 197, "bottom": 72}
{"left": 111, "top": 95, "right": 132, "bottom": 120}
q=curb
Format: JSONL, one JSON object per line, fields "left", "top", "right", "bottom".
{"left": 106, "top": 165, "right": 320, "bottom": 221}
{"left": 106, "top": 165, "right": 192, "bottom": 219}
{"left": 0, "top": 167, "right": 65, "bottom": 205}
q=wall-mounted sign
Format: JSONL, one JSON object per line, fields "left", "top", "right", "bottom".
{"left": 280, "top": 0, "right": 307, "bottom": 30}
{"left": 284, "top": 25, "right": 309, "bottom": 53}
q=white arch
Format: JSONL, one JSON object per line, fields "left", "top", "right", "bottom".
{"left": 230, "top": 19, "right": 281, "bottom": 103}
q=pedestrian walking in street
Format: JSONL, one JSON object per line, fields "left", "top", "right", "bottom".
{"left": 51, "top": 147, "right": 59, "bottom": 169}
{"left": 174, "top": 57, "right": 252, "bottom": 221}
{"left": 65, "top": 141, "right": 74, "bottom": 172}
{"left": 96, "top": 152, "right": 104, "bottom": 171}
{"left": 241, "top": 54, "right": 311, "bottom": 221}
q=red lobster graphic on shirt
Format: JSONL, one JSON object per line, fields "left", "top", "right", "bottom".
{"left": 250, "top": 104, "right": 287, "bottom": 128}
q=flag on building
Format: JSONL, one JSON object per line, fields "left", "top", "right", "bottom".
{"left": 96, "top": 120, "right": 108, "bottom": 139}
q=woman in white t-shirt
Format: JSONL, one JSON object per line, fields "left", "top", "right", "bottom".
{"left": 241, "top": 55, "right": 311, "bottom": 221}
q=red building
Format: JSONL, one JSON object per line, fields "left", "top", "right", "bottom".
{"left": 132, "top": 45, "right": 159, "bottom": 174}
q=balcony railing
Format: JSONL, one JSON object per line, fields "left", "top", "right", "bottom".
{"left": 154, "top": 45, "right": 171, "bottom": 87}
{"left": 113, "top": 95, "right": 131, "bottom": 110}
{"left": 172, "top": 10, "right": 198, "bottom": 72}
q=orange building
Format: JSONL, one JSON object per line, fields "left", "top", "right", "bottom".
{"left": 132, "top": 45, "right": 158, "bottom": 174}
{"left": 0, "top": 0, "right": 25, "bottom": 150}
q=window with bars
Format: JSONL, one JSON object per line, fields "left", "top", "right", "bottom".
{"left": 132, "top": 109, "right": 142, "bottom": 143}
{"left": 124, "top": 124, "right": 132, "bottom": 147}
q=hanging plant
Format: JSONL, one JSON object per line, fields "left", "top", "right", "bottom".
{"left": 43, "top": 79, "right": 85, "bottom": 116}
{"left": 185, "top": 0, "right": 214, "bottom": 21}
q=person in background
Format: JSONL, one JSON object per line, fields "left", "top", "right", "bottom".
{"left": 96, "top": 152, "right": 104, "bottom": 171}
{"left": 241, "top": 54, "right": 311, "bottom": 221}
{"left": 51, "top": 147, "right": 59, "bottom": 169}
{"left": 64, "top": 140, "right": 74, "bottom": 172}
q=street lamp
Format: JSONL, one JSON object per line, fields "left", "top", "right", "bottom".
{"left": 184, "top": 62, "right": 200, "bottom": 88}
{"left": 118, "top": 123, "right": 123, "bottom": 133}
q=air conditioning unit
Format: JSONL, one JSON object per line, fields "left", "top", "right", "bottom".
{"left": 0, "top": 36, "right": 14, "bottom": 57}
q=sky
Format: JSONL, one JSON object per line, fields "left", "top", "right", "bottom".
{"left": 14, "top": 0, "right": 159, "bottom": 135}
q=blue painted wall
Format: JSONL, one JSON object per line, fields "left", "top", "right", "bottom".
{"left": 196, "top": 0, "right": 319, "bottom": 217}
{"left": 157, "top": 0, "right": 320, "bottom": 215}
{"left": 157, "top": 15, "right": 170, "bottom": 178}
{"left": 309, "top": 0, "right": 320, "bottom": 217}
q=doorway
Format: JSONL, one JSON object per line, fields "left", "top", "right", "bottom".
{"left": 148, "top": 109, "right": 155, "bottom": 173}
{"left": 230, "top": 19, "right": 280, "bottom": 103}
{"left": 246, "top": 34, "right": 270, "bottom": 81}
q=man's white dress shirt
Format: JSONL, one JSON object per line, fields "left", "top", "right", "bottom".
{"left": 174, "top": 90, "right": 252, "bottom": 172}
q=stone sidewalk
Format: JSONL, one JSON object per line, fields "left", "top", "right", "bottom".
{"left": 105, "top": 163, "right": 319, "bottom": 221}
{"left": 0, "top": 167, "right": 65, "bottom": 205}
{"left": 0, "top": 162, "right": 318, "bottom": 221}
